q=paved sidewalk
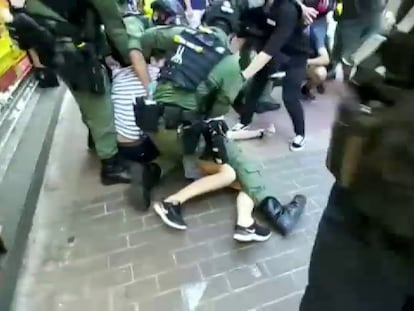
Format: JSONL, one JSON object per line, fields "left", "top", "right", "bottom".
{"left": 13, "top": 85, "right": 338, "bottom": 311}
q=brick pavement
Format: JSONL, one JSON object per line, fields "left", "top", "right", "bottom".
{"left": 13, "top": 84, "right": 339, "bottom": 311}
{"left": 15, "top": 149, "right": 333, "bottom": 311}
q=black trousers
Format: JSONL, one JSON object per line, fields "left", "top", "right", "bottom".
{"left": 240, "top": 54, "right": 307, "bottom": 136}
{"left": 300, "top": 183, "right": 414, "bottom": 311}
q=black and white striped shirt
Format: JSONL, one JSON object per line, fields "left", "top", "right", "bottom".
{"left": 111, "top": 65, "right": 160, "bottom": 140}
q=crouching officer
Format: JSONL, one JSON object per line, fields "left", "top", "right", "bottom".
{"left": 4, "top": 0, "right": 138, "bottom": 185}
{"left": 131, "top": 8, "right": 306, "bottom": 234}
{"left": 301, "top": 5, "right": 414, "bottom": 311}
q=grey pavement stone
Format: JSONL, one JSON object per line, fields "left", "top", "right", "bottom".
{"left": 262, "top": 248, "right": 310, "bottom": 278}
{"left": 88, "top": 266, "right": 132, "bottom": 290}
{"left": 113, "top": 276, "right": 158, "bottom": 304}
{"left": 109, "top": 243, "right": 153, "bottom": 268}
{"left": 16, "top": 96, "right": 337, "bottom": 310}
{"left": 188, "top": 221, "right": 233, "bottom": 244}
{"left": 138, "top": 289, "right": 185, "bottom": 311}
{"left": 213, "top": 274, "right": 297, "bottom": 311}
{"left": 291, "top": 266, "right": 309, "bottom": 291}
{"left": 157, "top": 265, "right": 203, "bottom": 292}
{"left": 260, "top": 292, "right": 303, "bottom": 311}
{"left": 197, "top": 208, "right": 234, "bottom": 226}
{"left": 174, "top": 243, "right": 214, "bottom": 266}
{"left": 132, "top": 253, "right": 176, "bottom": 280}
{"left": 226, "top": 263, "right": 269, "bottom": 290}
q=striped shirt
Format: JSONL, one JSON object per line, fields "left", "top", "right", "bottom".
{"left": 111, "top": 65, "right": 160, "bottom": 140}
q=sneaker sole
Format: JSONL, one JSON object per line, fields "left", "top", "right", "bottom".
{"left": 153, "top": 202, "right": 187, "bottom": 230}
{"left": 289, "top": 146, "right": 304, "bottom": 152}
{"left": 233, "top": 232, "right": 272, "bottom": 242}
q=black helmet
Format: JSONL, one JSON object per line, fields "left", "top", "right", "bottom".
{"left": 151, "top": 0, "right": 187, "bottom": 25}
{"left": 202, "top": 0, "right": 240, "bottom": 34}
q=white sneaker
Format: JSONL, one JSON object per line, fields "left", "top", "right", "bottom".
{"left": 231, "top": 123, "right": 249, "bottom": 131}
{"left": 290, "top": 135, "right": 305, "bottom": 151}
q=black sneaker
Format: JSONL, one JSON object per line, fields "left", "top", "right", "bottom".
{"left": 233, "top": 222, "right": 272, "bottom": 242}
{"left": 290, "top": 135, "right": 305, "bottom": 152}
{"left": 153, "top": 201, "right": 187, "bottom": 230}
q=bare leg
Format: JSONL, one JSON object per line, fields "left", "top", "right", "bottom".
{"left": 236, "top": 192, "right": 255, "bottom": 227}
{"left": 165, "top": 163, "right": 236, "bottom": 204}
{"left": 233, "top": 191, "right": 272, "bottom": 242}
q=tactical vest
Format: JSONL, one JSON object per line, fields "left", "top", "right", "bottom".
{"left": 159, "top": 28, "right": 230, "bottom": 91}
{"left": 327, "top": 29, "right": 414, "bottom": 238}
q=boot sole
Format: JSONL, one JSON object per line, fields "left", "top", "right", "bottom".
{"left": 233, "top": 232, "right": 272, "bottom": 242}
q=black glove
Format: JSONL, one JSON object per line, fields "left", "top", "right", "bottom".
{"left": 34, "top": 67, "right": 59, "bottom": 88}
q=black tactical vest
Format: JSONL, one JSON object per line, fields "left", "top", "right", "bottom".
{"left": 159, "top": 28, "right": 230, "bottom": 91}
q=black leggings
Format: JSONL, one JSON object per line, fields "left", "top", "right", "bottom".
{"left": 118, "top": 136, "right": 160, "bottom": 163}
{"left": 240, "top": 54, "right": 307, "bottom": 136}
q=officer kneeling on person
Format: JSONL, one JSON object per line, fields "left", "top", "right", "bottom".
{"left": 129, "top": 3, "right": 307, "bottom": 237}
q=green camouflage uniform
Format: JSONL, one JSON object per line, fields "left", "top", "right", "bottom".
{"left": 136, "top": 25, "right": 244, "bottom": 171}
{"left": 25, "top": 0, "right": 140, "bottom": 159}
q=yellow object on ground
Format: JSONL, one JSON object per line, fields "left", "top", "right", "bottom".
{"left": 0, "top": 0, "right": 26, "bottom": 79}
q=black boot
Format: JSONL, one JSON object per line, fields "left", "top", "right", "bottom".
{"left": 142, "top": 163, "right": 162, "bottom": 210}
{"left": 34, "top": 67, "right": 59, "bottom": 88}
{"left": 259, "top": 195, "right": 306, "bottom": 236}
{"left": 255, "top": 101, "right": 281, "bottom": 114}
{"left": 101, "top": 154, "right": 131, "bottom": 185}
{"left": 0, "top": 236, "right": 7, "bottom": 254}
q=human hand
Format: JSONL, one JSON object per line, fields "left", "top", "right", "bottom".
{"left": 301, "top": 5, "right": 318, "bottom": 26}
{"left": 186, "top": 8, "right": 194, "bottom": 19}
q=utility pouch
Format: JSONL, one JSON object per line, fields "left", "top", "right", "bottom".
{"left": 55, "top": 41, "right": 105, "bottom": 94}
{"left": 181, "top": 123, "right": 204, "bottom": 155}
{"left": 78, "top": 44, "right": 106, "bottom": 94}
{"left": 134, "top": 97, "right": 161, "bottom": 132}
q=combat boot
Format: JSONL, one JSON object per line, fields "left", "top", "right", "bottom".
{"left": 141, "top": 163, "right": 162, "bottom": 210}
{"left": 100, "top": 154, "right": 131, "bottom": 185}
{"left": 276, "top": 195, "right": 306, "bottom": 236}
{"left": 259, "top": 195, "right": 306, "bottom": 236}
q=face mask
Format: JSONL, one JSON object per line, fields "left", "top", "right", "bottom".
{"left": 247, "top": 0, "right": 266, "bottom": 9}
{"left": 9, "top": 0, "right": 26, "bottom": 8}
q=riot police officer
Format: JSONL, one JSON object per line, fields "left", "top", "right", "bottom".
{"left": 301, "top": 3, "right": 414, "bottom": 310}
{"left": 5, "top": 0, "right": 142, "bottom": 185}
